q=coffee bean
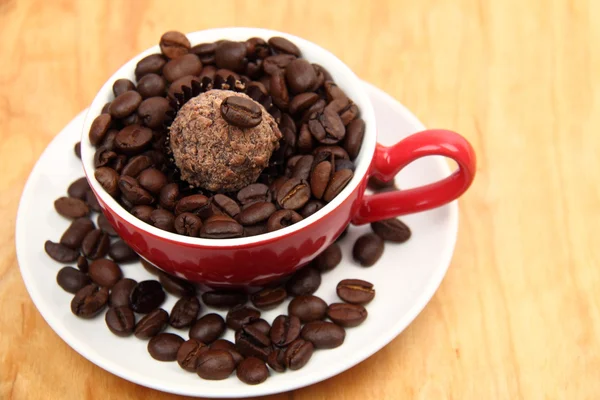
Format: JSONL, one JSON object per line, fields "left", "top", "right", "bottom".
{"left": 220, "top": 96, "right": 262, "bottom": 128}
{"left": 88, "top": 259, "right": 122, "bottom": 288}
{"left": 95, "top": 167, "right": 120, "bottom": 197}
{"left": 313, "top": 243, "right": 342, "bottom": 272}
{"left": 324, "top": 81, "right": 348, "bottom": 102}
{"left": 299, "top": 200, "right": 325, "bottom": 218}
{"left": 266, "top": 209, "right": 302, "bottom": 232}
{"left": 270, "top": 72, "right": 289, "bottom": 110}
{"left": 93, "top": 146, "right": 117, "bottom": 168}
{"left": 138, "top": 97, "right": 171, "bottom": 129}
{"left": 288, "top": 295, "right": 327, "bottom": 323}
{"left": 131, "top": 205, "right": 153, "bottom": 223}
{"left": 276, "top": 178, "right": 310, "bottom": 210}
{"left": 135, "top": 308, "right": 169, "bottom": 339}
{"left": 148, "top": 332, "right": 184, "bottom": 361}
{"left": 135, "top": 54, "right": 166, "bottom": 79}
{"left": 308, "top": 108, "right": 346, "bottom": 144}
{"left": 268, "top": 37, "right": 301, "bottom": 56}
{"left": 70, "top": 284, "right": 109, "bottom": 318}
{"left": 235, "top": 331, "right": 271, "bottom": 362}
{"left": 74, "top": 142, "right": 81, "bottom": 158}
{"left": 45, "top": 240, "right": 78, "bottom": 262}
{"left": 327, "top": 97, "right": 359, "bottom": 125}
{"left": 327, "top": 303, "right": 368, "bottom": 327}
{"left": 109, "top": 240, "right": 138, "bottom": 263}
{"left": 150, "top": 209, "right": 175, "bottom": 232}
{"left": 113, "top": 79, "right": 135, "bottom": 97}
{"left": 248, "top": 319, "right": 271, "bottom": 336}
{"left": 109, "top": 91, "right": 142, "bottom": 119}
{"left": 291, "top": 155, "right": 314, "bottom": 181}
{"left": 245, "top": 37, "right": 269, "bottom": 58}
{"left": 60, "top": 217, "right": 94, "bottom": 249}
{"left": 174, "top": 212, "right": 202, "bottom": 237}
{"left": 342, "top": 118, "right": 365, "bottom": 160}
{"left": 237, "top": 202, "right": 276, "bottom": 226}
{"left": 158, "top": 271, "right": 196, "bottom": 297}
{"left": 56, "top": 266, "right": 91, "bottom": 294}
{"left": 105, "top": 306, "right": 135, "bottom": 337}
{"left": 215, "top": 41, "right": 247, "bottom": 72}
{"left": 137, "top": 73, "right": 166, "bottom": 98}
{"left": 130, "top": 280, "right": 165, "bottom": 313}
{"left": 323, "top": 169, "right": 353, "bottom": 202}
{"left": 267, "top": 348, "right": 286, "bottom": 372}
{"left": 137, "top": 168, "right": 166, "bottom": 195}
{"left": 352, "top": 233, "right": 384, "bottom": 267}
{"left": 160, "top": 31, "right": 190, "bottom": 59}
{"left": 177, "top": 339, "right": 209, "bottom": 372}
{"left": 96, "top": 214, "right": 117, "bottom": 237}
{"left": 284, "top": 339, "right": 313, "bottom": 370}
{"left": 169, "top": 296, "right": 201, "bottom": 329}
{"left": 168, "top": 75, "right": 201, "bottom": 100}
{"left": 211, "top": 194, "right": 240, "bottom": 217}
{"left": 237, "top": 357, "right": 269, "bottom": 385}
{"left": 270, "top": 315, "right": 301, "bottom": 347}
{"left": 251, "top": 287, "right": 287, "bottom": 310}
{"left": 192, "top": 42, "right": 217, "bottom": 64}
{"left": 237, "top": 183, "right": 270, "bottom": 205}
{"left": 301, "top": 321, "right": 346, "bottom": 349}
{"left": 109, "top": 278, "right": 137, "bottom": 307}
{"left": 336, "top": 279, "right": 375, "bottom": 305}
{"left": 175, "top": 194, "right": 209, "bottom": 216}
{"left": 159, "top": 183, "right": 179, "bottom": 210}
{"left": 76, "top": 255, "right": 89, "bottom": 273}
{"left": 200, "top": 215, "right": 243, "bottom": 239}
{"left": 226, "top": 305, "right": 261, "bottom": 331}
{"left": 285, "top": 59, "right": 317, "bottom": 94}
{"left": 89, "top": 114, "right": 112, "bottom": 146}
{"left": 313, "top": 145, "right": 350, "bottom": 160}
{"left": 301, "top": 99, "right": 326, "bottom": 124}
{"left": 289, "top": 93, "right": 319, "bottom": 117}
{"left": 54, "top": 197, "right": 90, "bottom": 219}
{"left": 163, "top": 53, "right": 202, "bottom": 82}
{"left": 81, "top": 229, "right": 110, "bottom": 260}
{"left": 67, "top": 178, "right": 90, "bottom": 201}
{"left": 121, "top": 155, "right": 152, "bottom": 177}
{"left": 85, "top": 190, "right": 101, "bottom": 212}
{"left": 189, "top": 313, "right": 226, "bottom": 344}
{"left": 310, "top": 160, "right": 332, "bottom": 199}
{"left": 371, "top": 218, "right": 412, "bottom": 243}
{"left": 263, "top": 54, "right": 296, "bottom": 75}
{"left": 114, "top": 124, "right": 152, "bottom": 155}
{"left": 202, "top": 290, "right": 248, "bottom": 309}
{"left": 286, "top": 266, "right": 321, "bottom": 296}
{"left": 196, "top": 349, "right": 236, "bottom": 380}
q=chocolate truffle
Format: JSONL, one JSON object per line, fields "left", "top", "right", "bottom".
{"left": 169, "top": 90, "right": 282, "bottom": 192}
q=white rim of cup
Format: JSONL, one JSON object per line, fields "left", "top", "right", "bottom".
{"left": 81, "top": 27, "right": 377, "bottom": 247}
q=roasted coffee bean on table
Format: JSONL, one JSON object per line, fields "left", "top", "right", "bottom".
{"left": 109, "top": 240, "right": 138, "bottom": 263}
{"left": 270, "top": 314, "right": 301, "bottom": 347}
{"left": 251, "top": 286, "right": 287, "bottom": 310}
{"left": 288, "top": 295, "right": 328, "bottom": 323}
{"left": 130, "top": 280, "right": 166, "bottom": 313}
{"left": 210, "top": 339, "right": 244, "bottom": 365}
{"left": 54, "top": 196, "right": 90, "bottom": 219}
{"left": 189, "top": 313, "right": 226, "bottom": 344}
{"left": 105, "top": 306, "right": 136, "bottom": 337}
{"left": 327, "top": 303, "right": 368, "bottom": 327}
{"left": 301, "top": 321, "right": 346, "bottom": 349}
{"left": 353, "top": 233, "right": 385, "bottom": 267}
{"left": 67, "top": 177, "right": 91, "bottom": 200}
{"left": 371, "top": 218, "right": 412, "bottom": 243}
{"left": 134, "top": 308, "right": 169, "bottom": 339}
{"left": 177, "top": 339, "right": 209, "bottom": 372}
{"left": 169, "top": 296, "right": 201, "bottom": 328}
{"left": 56, "top": 266, "right": 91, "bottom": 294}
{"left": 148, "top": 332, "right": 185, "bottom": 361}
{"left": 70, "top": 284, "right": 109, "bottom": 318}
{"left": 284, "top": 338, "right": 314, "bottom": 370}
{"left": 248, "top": 319, "right": 271, "bottom": 336}
{"left": 237, "top": 357, "right": 269, "bottom": 385}
{"left": 226, "top": 305, "right": 261, "bottom": 331}
{"left": 45, "top": 240, "right": 79, "bottom": 263}
{"left": 81, "top": 229, "right": 111, "bottom": 260}
{"left": 336, "top": 279, "right": 376, "bottom": 305}
{"left": 196, "top": 349, "right": 236, "bottom": 380}
{"left": 158, "top": 271, "right": 197, "bottom": 297}
{"left": 109, "top": 278, "right": 137, "bottom": 307}
{"left": 202, "top": 290, "right": 247, "bottom": 309}
{"left": 313, "top": 242, "right": 342, "bottom": 272}
{"left": 286, "top": 266, "right": 321, "bottom": 296}
{"left": 88, "top": 259, "right": 123, "bottom": 288}
{"left": 60, "top": 217, "right": 95, "bottom": 250}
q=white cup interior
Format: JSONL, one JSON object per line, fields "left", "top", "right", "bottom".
{"left": 81, "top": 27, "right": 377, "bottom": 247}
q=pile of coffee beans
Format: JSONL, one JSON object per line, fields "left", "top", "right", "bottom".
{"left": 87, "top": 31, "right": 366, "bottom": 238}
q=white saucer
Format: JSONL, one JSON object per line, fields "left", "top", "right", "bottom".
{"left": 16, "top": 82, "right": 457, "bottom": 398}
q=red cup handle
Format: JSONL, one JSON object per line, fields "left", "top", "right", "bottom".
{"left": 352, "top": 129, "right": 476, "bottom": 225}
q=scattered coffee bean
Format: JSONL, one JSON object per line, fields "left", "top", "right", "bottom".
{"left": 177, "top": 339, "right": 209, "bottom": 372}
{"left": 134, "top": 308, "right": 169, "bottom": 339}
{"left": 251, "top": 287, "right": 287, "bottom": 310}
{"left": 371, "top": 218, "right": 412, "bottom": 243}
{"left": 226, "top": 305, "right": 261, "bottom": 331}
{"left": 189, "top": 313, "right": 226, "bottom": 344}
{"left": 248, "top": 319, "right": 271, "bottom": 336}
{"left": 108, "top": 240, "right": 138, "bottom": 263}
{"left": 288, "top": 295, "right": 327, "bottom": 323}
{"left": 196, "top": 349, "right": 236, "bottom": 380}
{"left": 284, "top": 339, "right": 313, "bottom": 370}
{"left": 105, "top": 306, "right": 136, "bottom": 337}
{"left": 270, "top": 315, "right": 301, "bottom": 347}
{"left": 60, "top": 217, "right": 95, "bottom": 250}
{"left": 237, "top": 357, "right": 269, "bottom": 385}
{"left": 130, "top": 280, "right": 165, "bottom": 313}
{"left": 352, "top": 233, "right": 384, "bottom": 267}
{"left": 301, "top": 321, "right": 345, "bottom": 349}
{"left": 286, "top": 266, "right": 321, "bottom": 296}
{"left": 70, "top": 284, "right": 109, "bottom": 318}
{"left": 113, "top": 79, "right": 136, "bottom": 97}
{"left": 81, "top": 229, "right": 110, "bottom": 259}
{"left": 85, "top": 190, "right": 102, "bottom": 212}
{"left": 56, "top": 266, "right": 91, "bottom": 294}
{"left": 45, "top": 240, "right": 79, "bottom": 263}
{"left": 74, "top": 142, "right": 81, "bottom": 158}
{"left": 160, "top": 31, "right": 190, "bottom": 59}
{"left": 336, "top": 279, "right": 375, "bottom": 305}
{"left": 148, "top": 332, "right": 184, "bottom": 361}
{"left": 267, "top": 348, "right": 287, "bottom": 372}
{"left": 221, "top": 96, "right": 262, "bottom": 128}
{"left": 95, "top": 167, "right": 120, "bottom": 198}
{"left": 169, "top": 296, "right": 201, "bottom": 329}
{"left": 109, "top": 278, "right": 137, "bottom": 307}
{"left": 235, "top": 330, "right": 272, "bottom": 361}
{"left": 76, "top": 255, "right": 89, "bottom": 273}
{"left": 158, "top": 271, "right": 196, "bottom": 297}
{"left": 327, "top": 303, "right": 368, "bottom": 327}
{"left": 202, "top": 290, "right": 247, "bottom": 309}
{"left": 67, "top": 177, "right": 90, "bottom": 200}
{"left": 313, "top": 243, "right": 342, "bottom": 272}
{"left": 97, "top": 213, "right": 118, "bottom": 236}
{"left": 54, "top": 197, "right": 90, "bottom": 219}
{"left": 88, "top": 259, "right": 122, "bottom": 288}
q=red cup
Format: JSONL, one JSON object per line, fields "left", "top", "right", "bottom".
{"left": 81, "top": 28, "right": 476, "bottom": 287}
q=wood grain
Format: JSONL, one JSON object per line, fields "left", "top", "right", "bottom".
{"left": 1, "top": 0, "right": 599, "bottom": 398}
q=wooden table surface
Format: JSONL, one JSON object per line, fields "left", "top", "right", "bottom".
{"left": 1, "top": 0, "right": 599, "bottom": 398}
